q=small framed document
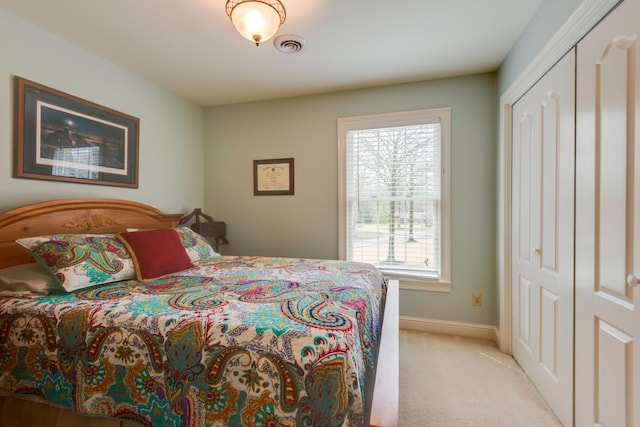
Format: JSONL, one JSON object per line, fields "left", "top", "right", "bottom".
{"left": 253, "top": 158, "right": 294, "bottom": 196}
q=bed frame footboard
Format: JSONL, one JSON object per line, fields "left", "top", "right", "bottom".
{"left": 369, "top": 279, "right": 399, "bottom": 427}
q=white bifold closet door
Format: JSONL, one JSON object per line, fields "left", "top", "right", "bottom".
{"left": 575, "top": 0, "right": 640, "bottom": 424}
{"left": 511, "top": 49, "right": 575, "bottom": 427}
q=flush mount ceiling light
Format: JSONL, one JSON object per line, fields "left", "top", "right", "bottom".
{"left": 225, "top": 0, "right": 286, "bottom": 47}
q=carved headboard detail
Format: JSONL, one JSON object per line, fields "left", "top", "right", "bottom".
{"left": 0, "top": 198, "right": 182, "bottom": 269}
{"left": 62, "top": 214, "right": 124, "bottom": 229}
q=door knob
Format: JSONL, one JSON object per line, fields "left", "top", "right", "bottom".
{"left": 627, "top": 274, "right": 640, "bottom": 288}
{"left": 534, "top": 248, "right": 541, "bottom": 254}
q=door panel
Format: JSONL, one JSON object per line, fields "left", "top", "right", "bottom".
{"left": 597, "top": 320, "right": 632, "bottom": 427}
{"left": 519, "top": 114, "right": 533, "bottom": 263}
{"left": 575, "top": 0, "right": 640, "bottom": 425}
{"left": 518, "top": 274, "right": 533, "bottom": 350}
{"left": 598, "top": 35, "right": 634, "bottom": 300}
{"left": 541, "top": 94, "right": 559, "bottom": 273}
{"left": 512, "top": 49, "right": 575, "bottom": 427}
{"left": 540, "top": 287, "right": 558, "bottom": 377}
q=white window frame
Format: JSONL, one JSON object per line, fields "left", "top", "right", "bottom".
{"left": 338, "top": 108, "right": 451, "bottom": 292}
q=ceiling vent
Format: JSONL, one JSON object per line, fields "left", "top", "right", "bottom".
{"left": 273, "top": 34, "right": 306, "bottom": 54}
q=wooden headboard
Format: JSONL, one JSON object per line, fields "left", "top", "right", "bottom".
{"left": 0, "top": 198, "right": 182, "bottom": 269}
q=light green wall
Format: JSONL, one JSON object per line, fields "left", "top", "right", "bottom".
{"left": 1, "top": 5, "right": 522, "bottom": 327}
{"left": 498, "top": 0, "right": 583, "bottom": 94}
{"left": 204, "top": 74, "right": 499, "bottom": 326}
{"left": 0, "top": 10, "right": 204, "bottom": 214}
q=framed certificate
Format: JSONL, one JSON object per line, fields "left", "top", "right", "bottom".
{"left": 253, "top": 158, "right": 294, "bottom": 196}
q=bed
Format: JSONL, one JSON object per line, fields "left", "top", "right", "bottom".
{"left": 0, "top": 198, "right": 398, "bottom": 427}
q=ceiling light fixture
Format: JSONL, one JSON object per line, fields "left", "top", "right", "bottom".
{"left": 225, "top": 0, "right": 286, "bottom": 47}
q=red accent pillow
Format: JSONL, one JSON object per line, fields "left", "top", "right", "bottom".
{"left": 118, "top": 229, "right": 194, "bottom": 281}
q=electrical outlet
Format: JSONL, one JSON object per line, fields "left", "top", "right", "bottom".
{"left": 472, "top": 292, "right": 482, "bottom": 306}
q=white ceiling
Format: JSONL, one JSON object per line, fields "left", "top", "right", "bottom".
{"left": 0, "top": 0, "right": 542, "bottom": 106}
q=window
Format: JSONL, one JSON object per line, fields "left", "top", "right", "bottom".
{"left": 338, "top": 108, "right": 450, "bottom": 288}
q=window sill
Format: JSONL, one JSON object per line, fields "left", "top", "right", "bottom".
{"left": 382, "top": 273, "right": 451, "bottom": 293}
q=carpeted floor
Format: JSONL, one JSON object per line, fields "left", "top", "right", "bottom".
{"left": 399, "top": 330, "right": 563, "bottom": 427}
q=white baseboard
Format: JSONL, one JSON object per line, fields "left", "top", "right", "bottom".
{"left": 400, "top": 316, "right": 499, "bottom": 344}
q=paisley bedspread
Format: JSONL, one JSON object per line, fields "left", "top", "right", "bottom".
{"left": 0, "top": 256, "right": 387, "bottom": 427}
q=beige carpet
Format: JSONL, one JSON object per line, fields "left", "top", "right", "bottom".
{"left": 399, "top": 330, "right": 563, "bottom": 427}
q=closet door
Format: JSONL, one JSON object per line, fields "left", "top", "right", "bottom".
{"left": 575, "top": 0, "right": 640, "bottom": 425}
{"left": 511, "top": 49, "right": 575, "bottom": 427}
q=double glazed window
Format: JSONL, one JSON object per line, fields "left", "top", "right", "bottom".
{"left": 338, "top": 108, "right": 450, "bottom": 285}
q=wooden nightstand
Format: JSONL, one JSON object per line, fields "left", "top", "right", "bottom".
{"left": 179, "top": 208, "right": 229, "bottom": 252}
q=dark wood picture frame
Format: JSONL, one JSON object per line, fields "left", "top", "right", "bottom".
{"left": 253, "top": 158, "right": 295, "bottom": 196}
{"left": 13, "top": 76, "right": 139, "bottom": 188}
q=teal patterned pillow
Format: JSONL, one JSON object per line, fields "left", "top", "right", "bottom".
{"left": 175, "top": 226, "right": 220, "bottom": 263}
{"left": 16, "top": 233, "right": 136, "bottom": 292}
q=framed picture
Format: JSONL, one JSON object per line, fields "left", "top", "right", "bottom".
{"left": 253, "top": 158, "right": 294, "bottom": 196}
{"left": 13, "top": 76, "right": 139, "bottom": 188}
